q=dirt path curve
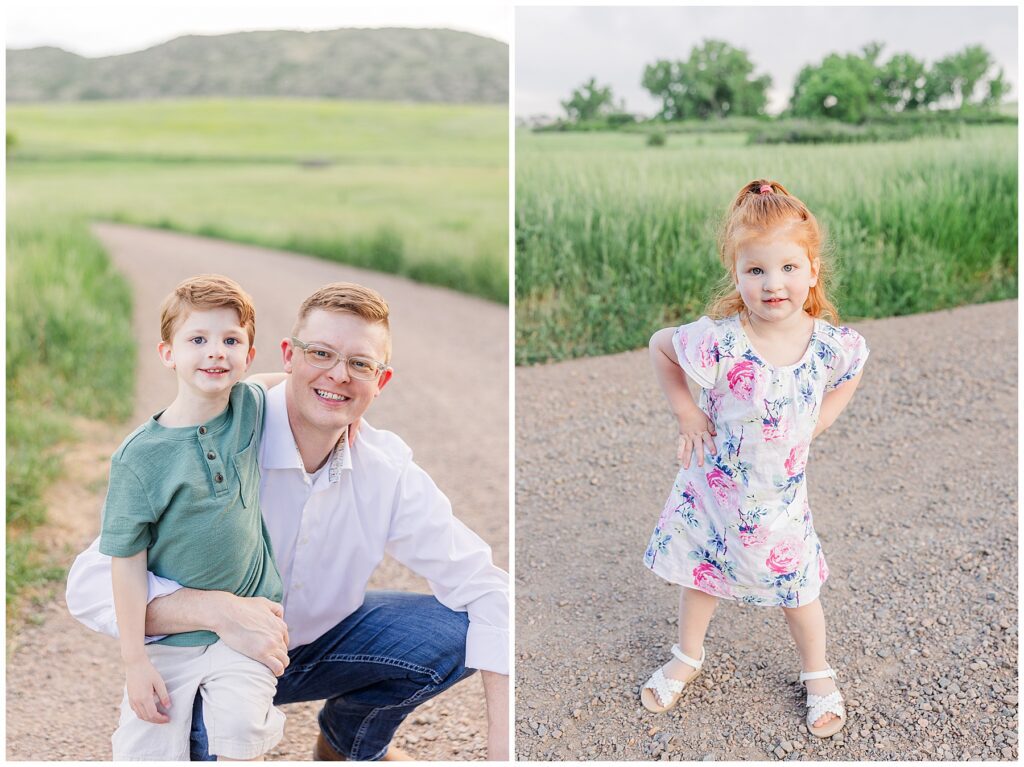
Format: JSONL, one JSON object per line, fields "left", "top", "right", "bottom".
{"left": 6, "top": 223, "right": 508, "bottom": 762}
{"left": 515, "top": 300, "right": 1018, "bottom": 761}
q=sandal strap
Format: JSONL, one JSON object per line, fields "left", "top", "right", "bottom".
{"left": 643, "top": 667, "right": 685, "bottom": 707}
{"left": 670, "top": 644, "right": 705, "bottom": 670}
{"left": 807, "top": 690, "right": 845, "bottom": 725}
{"left": 799, "top": 667, "right": 837, "bottom": 683}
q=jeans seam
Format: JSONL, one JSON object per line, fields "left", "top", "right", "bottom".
{"left": 294, "top": 654, "right": 444, "bottom": 685}
{"left": 348, "top": 680, "right": 440, "bottom": 759}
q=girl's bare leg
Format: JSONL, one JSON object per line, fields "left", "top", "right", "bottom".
{"left": 663, "top": 587, "right": 718, "bottom": 683}
{"left": 782, "top": 598, "right": 839, "bottom": 728}
{"left": 217, "top": 757, "right": 264, "bottom": 762}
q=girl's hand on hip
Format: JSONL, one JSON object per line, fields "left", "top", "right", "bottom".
{"left": 677, "top": 411, "right": 717, "bottom": 469}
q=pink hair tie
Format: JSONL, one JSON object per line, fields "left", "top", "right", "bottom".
{"left": 758, "top": 184, "right": 773, "bottom": 195}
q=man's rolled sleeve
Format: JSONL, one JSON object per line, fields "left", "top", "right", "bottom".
{"left": 385, "top": 459, "right": 509, "bottom": 675}
{"left": 66, "top": 536, "right": 183, "bottom": 642}
{"left": 465, "top": 611, "right": 510, "bottom": 675}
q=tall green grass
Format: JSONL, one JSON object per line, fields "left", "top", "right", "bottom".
{"left": 7, "top": 100, "right": 509, "bottom": 302}
{"left": 6, "top": 218, "right": 134, "bottom": 607}
{"left": 516, "top": 126, "right": 1017, "bottom": 364}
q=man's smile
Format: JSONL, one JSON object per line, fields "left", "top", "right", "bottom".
{"left": 314, "top": 388, "right": 350, "bottom": 402}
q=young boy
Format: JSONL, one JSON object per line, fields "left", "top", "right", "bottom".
{"left": 99, "top": 275, "right": 284, "bottom": 761}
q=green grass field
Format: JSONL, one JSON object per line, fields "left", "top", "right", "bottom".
{"left": 515, "top": 126, "right": 1017, "bottom": 364}
{"left": 6, "top": 98, "right": 507, "bottom": 609}
{"left": 8, "top": 99, "right": 509, "bottom": 301}
{"left": 6, "top": 219, "right": 135, "bottom": 610}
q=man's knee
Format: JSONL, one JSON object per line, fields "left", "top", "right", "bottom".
{"left": 368, "top": 593, "right": 471, "bottom": 685}
{"left": 430, "top": 606, "right": 472, "bottom": 684}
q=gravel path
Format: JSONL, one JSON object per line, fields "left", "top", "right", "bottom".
{"left": 515, "top": 300, "right": 1018, "bottom": 761}
{"left": 6, "top": 223, "right": 508, "bottom": 761}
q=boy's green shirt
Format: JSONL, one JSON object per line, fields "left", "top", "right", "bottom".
{"left": 99, "top": 382, "right": 283, "bottom": 647}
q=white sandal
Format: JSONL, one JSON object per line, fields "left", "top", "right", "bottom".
{"left": 640, "top": 645, "right": 705, "bottom": 713}
{"left": 800, "top": 667, "right": 847, "bottom": 738}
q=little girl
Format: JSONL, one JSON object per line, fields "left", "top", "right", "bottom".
{"left": 641, "top": 179, "right": 869, "bottom": 738}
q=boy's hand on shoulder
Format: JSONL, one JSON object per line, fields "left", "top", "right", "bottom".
{"left": 124, "top": 655, "right": 171, "bottom": 724}
{"left": 677, "top": 411, "right": 717, "bottom": 469}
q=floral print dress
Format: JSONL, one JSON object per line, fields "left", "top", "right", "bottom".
{"left": 644, "top": 314, "right": 869, "bottom": 607}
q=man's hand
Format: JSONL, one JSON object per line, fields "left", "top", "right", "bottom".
{"left": 214, "top": 595, "right": 291, "bottom": 677}
{"left": 124, "top": 655, "right": 171, "bottom": 724}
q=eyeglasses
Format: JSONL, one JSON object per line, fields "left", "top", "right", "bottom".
{"left": 290, "top": 338, "right": 389, "bottom": 380}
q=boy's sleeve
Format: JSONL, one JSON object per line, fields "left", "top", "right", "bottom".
{"left": 672, "top": 316, "right": 721, "bottom": 390}
{"left": 98, "top": 458, "right": 157, "bottom": 558}
{"left": 825, "top": 327, "right": 870, "bottom": 391}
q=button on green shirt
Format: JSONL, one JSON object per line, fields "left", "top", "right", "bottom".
{"left": 99, "top": 382, "right": 283, "bottom": 647}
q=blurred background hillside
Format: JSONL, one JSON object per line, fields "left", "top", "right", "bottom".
{"left": 8, "top": 28, "right": 507, "bottom": 103}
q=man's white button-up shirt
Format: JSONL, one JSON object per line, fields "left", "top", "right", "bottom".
{"left": 66, "top": 382, "right": 509, "bottom": 674}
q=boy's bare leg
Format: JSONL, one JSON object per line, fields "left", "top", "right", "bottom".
{"left": 782, "top": 598, "right": 839, "bottom": 728}
{"left": 663, "top": 587, "right": 718, "bottom": 682}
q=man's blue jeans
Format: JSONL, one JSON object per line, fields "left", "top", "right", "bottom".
{"left": 189, "top": 592, "right": 476, "bottom": 761}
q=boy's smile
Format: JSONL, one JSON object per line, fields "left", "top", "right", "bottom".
{"left": 158, "top": 308, "right": 255, "bottom": 400}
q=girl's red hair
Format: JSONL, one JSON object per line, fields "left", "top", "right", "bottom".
{"left": 707, "top": 179, "right": 839, "bottom": 324}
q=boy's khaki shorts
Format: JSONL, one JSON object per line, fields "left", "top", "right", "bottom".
{"left": 112, "top": 640, "right": 285, "bottom": 760}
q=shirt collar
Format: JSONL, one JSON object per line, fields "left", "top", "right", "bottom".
{"left": 262, "top": 382, "right": 354, "bottom": 481}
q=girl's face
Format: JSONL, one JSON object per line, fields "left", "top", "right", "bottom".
{"left": 734, "top": 230, "right": 819, "bottom": 327}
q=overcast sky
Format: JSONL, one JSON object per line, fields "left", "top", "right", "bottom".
{"left": 516, "top": 6, "right": 1018, "bottom": 117}
{"left": 6, "top": 1, "right": 511, "bottom": 56}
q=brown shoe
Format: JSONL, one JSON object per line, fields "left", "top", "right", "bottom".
{"left": 313, "top": 733, "right": 413, "bottom": 761}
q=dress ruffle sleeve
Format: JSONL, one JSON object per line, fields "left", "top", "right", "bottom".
{"left": 672, "top": 316, "right": 722, "bottom": 390}
{"left": 823, "top": 326, "right": 869, "bottom": 391}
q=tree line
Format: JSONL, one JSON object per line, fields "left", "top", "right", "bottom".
{"left": 561, "top": 40, "right": 1009, "bottom": 125}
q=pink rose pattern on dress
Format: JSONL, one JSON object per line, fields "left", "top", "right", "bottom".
{"left": 705, "top": 468, "right": 739, "bottom": 511}
{"left": 692, "top": 562, "right": 732, "bottom": 597}
{"left": 762, "top": 421, "right": 791, "bottom": 442}
{"left": 696, "top": 332, "right": 719, "bottom": 369}
{"left": 785, "top": 445, "right": 808, "bottom": 477}
{"left": 726, "top": 359, "right": 758, "bottom": 400}
{"left": 645, "top": 315, "right": 869, "bottom": 607}
{"left": 738, "top": 526, "right": 769, "bottom": 548}
{"left": 766, "top": 539, "right": 802, "bottom": 574}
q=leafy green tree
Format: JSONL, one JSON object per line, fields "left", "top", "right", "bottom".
{"left": 790, "top": 47, "right": 884, "bottom": 123}
{"left": 561, "top": 77, "right": 614, "bottom": 122}
{"left": 642, "top": 40, "right": 771, "bottom": 120}
{"left": 880, "top": 53, "right": 929, "bottom": 111}
{"left": 928, "top": 45, "right": 1008, "bottom": 108}
{"left": 983, "top": 69, "right": 1009, "bottom": 107}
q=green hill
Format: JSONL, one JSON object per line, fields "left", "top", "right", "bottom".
{"left": 7, "top": 28, "right": 507, "bottom": 104}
